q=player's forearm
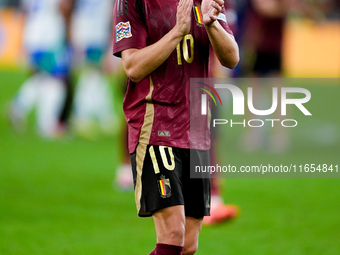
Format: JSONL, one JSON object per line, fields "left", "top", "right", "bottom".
{"left": 122, "top": 28, "right": 184, "bottom": 83}
{"left": 205, "top": 21, "right": 239, "bottom": 69}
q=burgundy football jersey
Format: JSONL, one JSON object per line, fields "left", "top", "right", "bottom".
{"left": 113, "top": 0, "right": 233, "bottom": 153}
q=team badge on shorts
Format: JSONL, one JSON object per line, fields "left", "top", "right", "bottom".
{"left": 158, "top": 175, "right": 171, "bottom": 198}
{"left": 116, "top": 21, "right": 132, "bottom": 42}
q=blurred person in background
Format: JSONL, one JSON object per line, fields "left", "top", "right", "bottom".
{"left": 237, "top": 0, "right": 312, "bottom": 153}
{"left": 60, "top": 0, "right": 131, "bottom": 192}
{"left": 8, "top": 0, "right": 72, "bottom": 138}
{"left": 60, "top": 0, "right": 118, "bottom": 139}
{"left": 238, "top": 0, "right": 323, "bottom": 153}
{"left": 110, "top": 51, "right": 135, "bottom": 192}
{"left": 203, "top": 0, "right": 239, "bottom": 225}
{"left": 240, "top": 0, "right": 289, "bottom": 153}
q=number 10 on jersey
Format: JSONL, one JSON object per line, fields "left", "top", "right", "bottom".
{"left": 176, "top": 34, "right": 194, "bottom": 65}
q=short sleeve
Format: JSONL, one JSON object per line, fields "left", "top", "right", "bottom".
{"left": 217, "top": 5, "right": 234, "bottom": 36}
{"left": 113, "top": 0, "right": 148, "bottom": 57}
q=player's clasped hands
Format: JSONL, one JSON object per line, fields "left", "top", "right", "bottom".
{"left": 201, "top": 0, "right": 224, "bottom": 26}
{"left": 175, "top": 0, "right": 224, "bottom": 35}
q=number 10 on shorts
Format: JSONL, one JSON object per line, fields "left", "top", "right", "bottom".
{"left": 149, "top": 146, "right": 175, "bottom": 174}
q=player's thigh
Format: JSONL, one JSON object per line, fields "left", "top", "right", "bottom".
{"left": 152, "top": 205, "right": 186, "bottom": 246}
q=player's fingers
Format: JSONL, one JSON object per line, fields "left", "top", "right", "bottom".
{"left": 183, "top": 0, "right": 193, "bottom": 13}
{"left": 178, "top": 0, "right": 187, "bottom": 6}
{"left": 179, "top": 0, "right": 188, "bottom": 8}
{"left": 211, "top": 1, "right": 222, "bottom": 13}
{"left": 208, "top": 6, "right": 219, "bottom": 21}
{"left": 178, "top": 0, "right": 188, "bottom": 11}
{"left": 178, "top": 0, "right": 191, "bottom": 14}
{"left": 209, "top": 13, "right": 218, "bottom": 21}
{"left": 176, "top": 0, "right": 192, "bottom": 33}
{"left": 180, "top": 0, "right": 192, "bottom": 18}
{"left": 178, "top": 0, "right": 185, "bottom": 10}
{"left": 177, "top": 0, "right": 186, "bottom": 18}
{"left": 213, "top": 0, "right": 224, "bottom": 7}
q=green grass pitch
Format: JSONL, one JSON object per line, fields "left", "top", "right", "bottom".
{"left": 0, "top": 70, "right": 339, "bottom": 254}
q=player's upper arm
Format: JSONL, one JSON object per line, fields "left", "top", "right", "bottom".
{"left": 112, "top": 0, "right": 148, "bottom": 58}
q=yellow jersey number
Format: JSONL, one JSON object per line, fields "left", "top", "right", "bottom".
{"left": 176, "top": 34, "right": 194, "bottom": 65}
